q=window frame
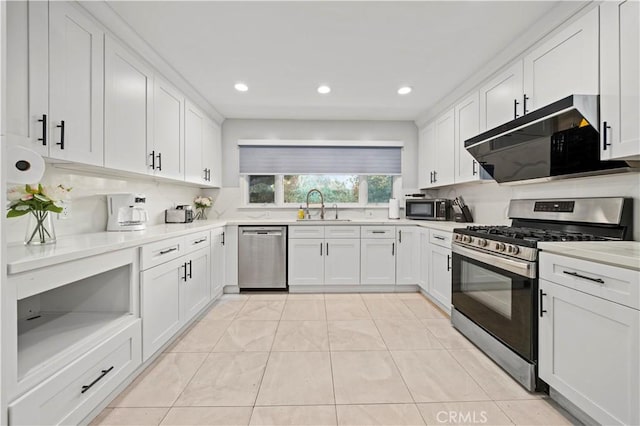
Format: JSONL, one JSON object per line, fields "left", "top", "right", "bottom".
{"left": 242, "top": 174, "right": 401, "bottom": 208}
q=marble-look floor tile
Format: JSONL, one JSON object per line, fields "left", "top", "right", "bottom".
{"left": 364, "top": 300, "right": 417, "bottom": 319}
{"left": 213, "top": 320, "right": 278, "bottom": 352}
{"left": 166, "top": 320, "right": 230, "bottom": 352}
{"left": 249, "top": 293, "right": 289, "bottom": 301}
{"left": 281, "top": 300, "right": 327, "bottom": 320}
{"left": 271, "top": 320, "right": 329, "bottom": 351}
{"left": 331, "top": 351, "right": 413, "bottom": 404}
{"left": 401, "top": 299, "right": 447, "bottom": 319}
{"left": 160, "top": 407, "right": 253, "bottom": 425}
{"left": 328, "top": 320, "right": 387, "bottom": 351}
{"left": 396, "top": 293, "right": 430, "bottom": 300}
{"left": 375, "top": 319, "right": 444, "bottom": 350}
{"left": 422, "top": 319, "right": 475, "bottom": 350}
{"left": 250, "top": 405, "right": 337, "bottom": 426}
{"left": 325, "top": 300, "right": 371, "bottom": 320}
{"left": 495, "top": 399, "right": 573, "bottom": 425}
{"left": 391, "top": 350, "right": 490, "bottom": 403}
{"left": 256, "top": 352, "right": 334, "bottom": 405}
{"left": 110, "top": 353, "right": 207, "bottom": 407}
{"left": 287, "top": 293, "right": 325, "bottom": 300}
{"left": 203, "top": 299, "right": 248, "bottom": 320}
{"left": 174, "top": 352, "right": 269, "bottom": 407}
{"left": 449, "top": 349, "right": 539, "bottom": 400}
{"left": 417, "top": 401, "right": 514, "bottom": 425}
{"left": 90, "top": 408, "right": 169, "bottom": 425}
{"left": 236, "top": 300, "right": 285, "bottom": 320}
{"left": 336, "top": 404, "right": 425, "bottom": 426}
{"left": 324, "top": 293, "right": 363, "bottom": 300}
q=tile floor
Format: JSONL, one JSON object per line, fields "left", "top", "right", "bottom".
{"left": 92, "top": 293, "right": 577, "bottom": 426}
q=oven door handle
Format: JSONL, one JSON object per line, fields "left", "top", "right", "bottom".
{"left": 452, "top": 243, "right": 536, "bottom": 279}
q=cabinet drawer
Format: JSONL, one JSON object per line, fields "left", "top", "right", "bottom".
{"left": 9, "top": 320, "right": 141, "bottom": 426}
{"left": 540, "top": 252, "right": 640, "bottom": 310}
{"left": 140, "top": 236, "right": 185, "bottom": 270}
{"left": 289, "top": 226, "right": 324, "bottom": 239}
{"left": 361, "top": 226, "right": 395, "bottom": 239}
{"left": 325, "top": 226, "right": 360, "bottom": 239}
{"left": 429, "top": 230, "right": 452, "bottom": 248}
{"left": 184, "top": 231, "right": 210, "bottom": 254}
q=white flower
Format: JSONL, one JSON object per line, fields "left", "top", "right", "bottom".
{"left": 42, "top": 184, "right": 71, "bottom": 203}
{"left": 194, "top": 196, "right": 212, "bottom": 208}
{"left": 7, "top": 186, "right": 26, "bottom": 202}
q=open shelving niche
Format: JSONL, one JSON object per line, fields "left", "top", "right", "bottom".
{"left": 17, "top": 264, "right": 136, "bottom": 381}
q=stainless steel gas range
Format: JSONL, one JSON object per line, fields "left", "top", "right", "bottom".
{"left": 451, "top": 197, "right": 633, "bottom": 392}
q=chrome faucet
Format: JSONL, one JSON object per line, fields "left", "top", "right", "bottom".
{"left": 306, "top": 188, "right": 325, "bottom": 220}
{"left": 332, "top": 203, "right": 338, "bottom": 219}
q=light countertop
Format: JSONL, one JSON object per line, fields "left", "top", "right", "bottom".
{"left": 538, "top": 241, "right": 640, "bottom": 271}
{"left": 6, "top": 218, "right": 470, "bottom": 274}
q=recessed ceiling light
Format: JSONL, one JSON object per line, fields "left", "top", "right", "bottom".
{"left": 234, "top": 82, "right": 249, "bottom": 92}
{"left": 317, "top": 85, "right": 331, "bottom": 94}
{"left": 398, "top": 86, "right": 412, "bottom": 95}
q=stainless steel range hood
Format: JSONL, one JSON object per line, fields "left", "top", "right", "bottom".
{"left": 464, "top": 95, "right": 634, "bottom": 184}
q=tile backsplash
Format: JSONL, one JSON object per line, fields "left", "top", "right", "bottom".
{"left": 5, "top": 166, "right": 203, "bottom": 243}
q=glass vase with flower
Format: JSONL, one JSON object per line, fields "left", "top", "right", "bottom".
{"left": 194, "top": 196, "right": 213, "bottom": 220}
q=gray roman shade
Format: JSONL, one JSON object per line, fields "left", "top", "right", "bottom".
{"left": 238, "top": 140, "right": 402, "bottom": 175}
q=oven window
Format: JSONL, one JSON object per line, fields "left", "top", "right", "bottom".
{"left": 461, "top": 262, "right": 512, "bottom": 319}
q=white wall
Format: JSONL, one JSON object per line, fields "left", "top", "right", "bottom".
{"left": 435, "top": 172, "right": 640, "bottom": 241}
{"left": 212, "top": 119, "right": 419, "bottom": 220}
{"left": 5, "top": 166, "right": 202, "bottom": 243}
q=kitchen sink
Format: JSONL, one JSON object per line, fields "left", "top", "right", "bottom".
{"left": 296, "top": 219, "right": 351, "bottom": 222}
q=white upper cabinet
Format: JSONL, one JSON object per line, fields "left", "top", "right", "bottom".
{"left": 418, "top": 122, "right": 436, "bottom": 188}
{"left": 48, "top": 1, "right": 104, "bottom": 166}
{"left": 184, "top": 102, "right": 207, "bottom": 185}
{"left": 523, "top": 7, "right": 599, "bottom": 112}
{"left": 5, "top": 1, "right": 49, "bottom": 157}
{"left": 454, "top": 91, "right": 482, "bottom": 183}
{"left": 104, "top": 37, "right": 153, "bottom": 174}
{"left": 600, "top": 0, "right": 640, "bottom": 161}
{"left": 153, "top": 78, "right": 185, "bottom": 179}
{"left": 433, "top": 108, "right": 455, "bottom": 187}
{"left": 203, "top": 118, "right": 222, "bottom": 187}
{"left": 479, "top": 61, "right": 524, "bottom": 131}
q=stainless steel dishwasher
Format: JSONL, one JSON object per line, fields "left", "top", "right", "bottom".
{"left": 238, "top": 226, "right": 287, "bottom": 289}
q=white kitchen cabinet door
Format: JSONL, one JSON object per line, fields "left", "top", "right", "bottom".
{"left": 182, "top": 248, "right": 210, "bottom": 324}
{"left": 396, "top": 226, "right": 420, "bottom": 285}
{"left": 454, "top": 91, "right": 481, "bottom": 184}
{"left": 360, "top": 239, "right": 396, "bottom": 285}
{"left": 324, "top": 239, "right": 360, "bottom": 285}
{"left": 184, "top": 102, "right": 207, "bottom": 185}
{"left": 140, "top": 259, "right": 182, "bottom": 361}
{"left": 418, "top": 122, "right": 436, "bottom": 188}
{"left": 211, "top": 228, "right": 226, "bottom": 300}
{"left": 600, "top": 0, "right": 640, "bottom": 161}
{"left": 203, "top": 117, "right": 222, "bottom": 187}
{"left": 479, "top": 61, "right": 524, "bottom": 131}
{"left": 104, "top": 37, "right": 152, "bottom": 174}
{"left": 288, "top": 239, "right": 324, "bottom": 286}
{"left": 5, "top": 0, "right": 49, "bottom": 156}
{"left": 419, "top": 229, "right": 429, "bottom": 292}
{"left": 49, "top": 1, "right": 104, "bottom": 165}
{"left": 539, "top": 279, "right": 639, "bottom": 426}
{"left": 434, "top": 108, "right": 455, "bottom": 187}
{"left": 429, "top": 244, "right": 452, "bottom": 312}
{"left": 523, "top": 7, "right": 598, "bottom": 112}
{"left": 153, "top": 78, "right": 185, "bottom": 179}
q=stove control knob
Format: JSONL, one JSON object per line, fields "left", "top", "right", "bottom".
{"left": 462, "top": 235, "right": 471, "bottom": 243}
{"left": 495, "top": 242, "right": 506, "bottom": 252}
{"left": 510, "top": 245, "right": 520, "bottom": 255}
{"left": 454, "top": 234, "right": 460, "bottom": 241}
{"left": 477, "top": 239, "right": 488, "bottom": 247}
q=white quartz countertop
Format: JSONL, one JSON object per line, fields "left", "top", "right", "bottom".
{"left": 538, "top": 241, "right": 640, "bottom": 271}
{"left": 6, "top": 218, "right": 471, "bottom": 274}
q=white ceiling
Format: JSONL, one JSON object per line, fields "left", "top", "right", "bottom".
{"left": 107, "top": 1, "right": 563, "bottom": 121}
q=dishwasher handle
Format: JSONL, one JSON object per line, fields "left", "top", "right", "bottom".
{"left": 242, "top": 230, "right": 283, "bottom": 236}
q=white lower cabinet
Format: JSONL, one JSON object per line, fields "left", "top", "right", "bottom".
{"left": 288, "top": 238, "right": 325, "bottom": 286}
{"left": 211, "top": 228, "right": 226, "bottom": 300}
{"left": 396, "top": 226, "right": 420, "bottom": 285}
{"left": 140, "top": 242, "right": 210, "bottom": 361}
{"left": 288, "top": 238, "right": 359, "bottom": 286}
{"left": 9, "top": 320, "right": 141, "bottom": 426}
{"left": 324, "top": 239, "right": 360, "bottom": 285}
{"left": 360, "top": 239, "right": 396, "bottom": 285}
{"left": 428, "top": 244, "right": 452, "bottom": 311}
{"left": 539, "top": 278, "right": 639, "bottom": 425}
{"left": 418, "top": 228, "right": 429, "bottom": 292}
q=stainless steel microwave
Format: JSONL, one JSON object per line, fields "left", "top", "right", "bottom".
{"left": 405, "top": 199, "right": 451, "bottom": 221}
